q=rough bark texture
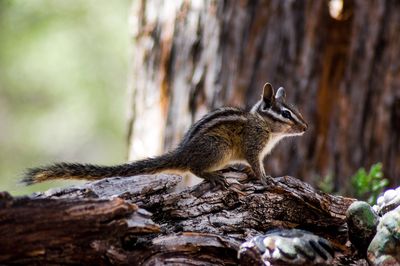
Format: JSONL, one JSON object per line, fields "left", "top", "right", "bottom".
{"left": 128, "top": 0, "right": 400, "bottom": 191}
{"left": 0, "top": 191, "right": 159, "bottom": 265}
{"left": 0, "top": 173, "right": 358, "bottom": 265}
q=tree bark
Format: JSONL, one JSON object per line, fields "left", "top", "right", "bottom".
{"left": 0, "top": 173, "right": 357, "bottom": 265}
{"left": 128, "top": 0, "right": 400, "bottom": 192}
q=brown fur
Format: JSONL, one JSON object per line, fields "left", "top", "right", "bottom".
{"left": 22, "top": 83, "right": 307, "bottom": 187}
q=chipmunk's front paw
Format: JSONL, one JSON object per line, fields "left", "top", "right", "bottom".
{"left": 191, "top": 173, "right": 228, "bottom": 197}
{"left": 208, "top": 174, "right": 229, "bottom": 190}
{"left": 260, "top": 175, "right": 276, "bottom": 187}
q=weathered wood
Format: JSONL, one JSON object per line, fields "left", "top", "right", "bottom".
{"left": 0, "top": 191, "right": 159, "bottom": 265}
{"left": 35, "top": 173, "right": 182, "bottom": 201}
{"left": 1, "top": 172, "right": 358, "bottom": 264}
{"left": 36, "top": 173, "right": 354, "bottom": 237}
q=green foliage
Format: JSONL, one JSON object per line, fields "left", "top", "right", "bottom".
{"left": 351, "top": 163, "right": 389, "bottom": 205}
{"left": 317, "top": 173, "right": 334, "bottom": 194}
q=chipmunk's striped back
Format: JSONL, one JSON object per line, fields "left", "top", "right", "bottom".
{"left": 181, "top": 107, "right": 247, "bottom": 144}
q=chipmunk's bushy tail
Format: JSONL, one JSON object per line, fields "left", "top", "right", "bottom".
{"left": 22, "top": 152, "right": 182, "bottom": 185}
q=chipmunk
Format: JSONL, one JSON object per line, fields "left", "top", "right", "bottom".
{"left": 22, "top": 83, "right": 307, "bottom": 187}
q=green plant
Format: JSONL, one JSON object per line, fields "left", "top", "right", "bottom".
{"left": 318, "top": 173, "right": 334, "bottom": 194}
{"left": 351, "top": 162, "right": 389, "bottom": 205}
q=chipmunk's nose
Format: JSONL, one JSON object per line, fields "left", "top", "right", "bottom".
{"left": 302, "top": 123, "right": 308, "bottom": 132}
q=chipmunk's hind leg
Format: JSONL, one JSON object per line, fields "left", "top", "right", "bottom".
{"left": 183, "top": 136, "right": 231, "bottom": 189}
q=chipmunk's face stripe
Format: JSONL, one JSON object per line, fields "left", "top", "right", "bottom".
{"left": 281, "top": 103, "right": 308, "bottom": 128}
{"left": 255, "top": 99, "right": 307, "bottom": 132}
{"left": 264, "top": 108, "right": 287, "bottom": 123}
{"left": 281, "top": 107, "right": 301, "bottom": 124}
{"left": 257, "top": 102, "right": 289, "bottom": 124}
{"left": 280, "top": 107, "right": 307, "bottom": 129}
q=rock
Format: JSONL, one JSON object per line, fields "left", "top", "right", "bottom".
{"left": 373, "top": 186, "right": 400, "bottom": 216}
{"left": 383, "top": 189, "right": 396, "bottom": 203}
{"left": 367, "top": 205, "right": 400, "bottom": 265}
{"left": 238, "top": 229, "right": 335, "bottom": 265}
{"left": 346, "top": 201, "right": 379, "bottom": 255}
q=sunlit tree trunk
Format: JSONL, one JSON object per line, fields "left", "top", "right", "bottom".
{"left": 128, "top": 0, "right": 400, "bottom": 191}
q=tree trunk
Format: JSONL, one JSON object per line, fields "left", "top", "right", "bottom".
{"left": 128, "top": 0, "right": 400, "bottom": 192}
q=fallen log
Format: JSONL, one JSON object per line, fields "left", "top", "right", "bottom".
{"left": 0, "top": 172, "right": 358, "bottom": 265}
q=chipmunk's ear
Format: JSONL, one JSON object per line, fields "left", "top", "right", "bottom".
{"left": 275, "top": 87, "right": 286, "bottom": 101}
{"left": 262, "top": 83, "right": 274, "bottom": 105}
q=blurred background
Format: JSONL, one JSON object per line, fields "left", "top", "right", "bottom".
{"left": 1, "top": 0, "right": 399, "bottom": 202}
{"left": 0, "top": 0, "right": 130, "bottom": 194}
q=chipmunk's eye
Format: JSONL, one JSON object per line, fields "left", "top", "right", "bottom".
{"left": 281, "top": 110, "right": 292, "bottom": 119}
